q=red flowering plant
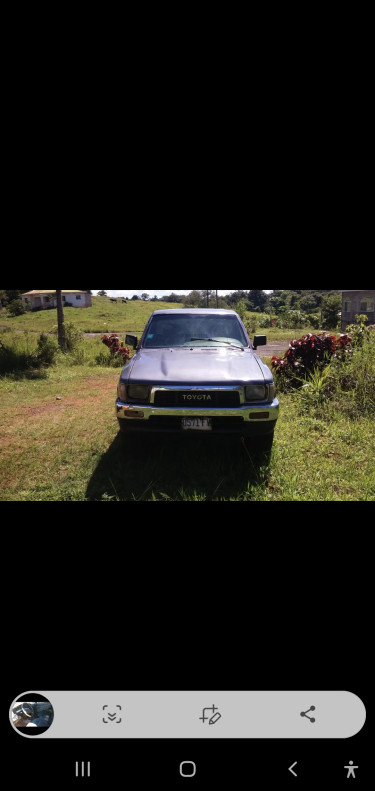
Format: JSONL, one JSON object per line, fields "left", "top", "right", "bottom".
{"left": 102, "top": 335, "right": 131, "bottom": 364}
{"left": 271, "top": 332, "right": 353, "bottom": 389}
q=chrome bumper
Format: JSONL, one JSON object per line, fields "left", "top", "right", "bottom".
{"left": 116, "top": 398, "right": 279, "bottom": 423}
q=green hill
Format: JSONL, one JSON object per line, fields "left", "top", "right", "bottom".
{"left": 0, "top": 296, "right": 181, "bottom": 334}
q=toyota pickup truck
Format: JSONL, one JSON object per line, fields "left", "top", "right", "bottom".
{"left": 116, "top": 309, "right": 279, "bottom": 450}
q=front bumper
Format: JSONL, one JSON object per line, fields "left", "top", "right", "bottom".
{"left": 116, "top": 398, "right": 280, "bottom": 434}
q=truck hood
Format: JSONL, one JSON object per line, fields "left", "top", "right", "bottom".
{"left": 124, "top": 347, "right": 270, "bottom": 386}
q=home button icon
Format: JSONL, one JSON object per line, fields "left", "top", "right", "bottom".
{"left": 180, "top": 761, "right": 197, "bottom": 778}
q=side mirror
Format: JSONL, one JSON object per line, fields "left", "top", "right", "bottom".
{"left": 126, "top": 334, "right": 138, "bottom": 349}
{"left": 253, "top": 335, "right": 267, "bottom": 349}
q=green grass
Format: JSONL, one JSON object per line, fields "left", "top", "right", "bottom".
{"left": 1, "top": 351, "right": 374, "bottom": 501}
{"left": 0, "top": 296, "right": 179, "bottom": 334}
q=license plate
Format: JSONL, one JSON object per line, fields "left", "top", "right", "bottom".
{"left": 182, "top": 418, "right": 212, "bottom": 431}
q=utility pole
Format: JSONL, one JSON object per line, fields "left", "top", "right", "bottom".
{"left": 56, "top": 290, "right": 66, "bottom": 352}
{"left": 216, "top": 290, "right": 218, "bottom": 308}
{"left": 206, "top": 290, "right": 209, "bottom": 307}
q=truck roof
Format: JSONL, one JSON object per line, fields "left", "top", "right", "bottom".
{"left": 150, "top": 309, "right": 238, "bottom": 316}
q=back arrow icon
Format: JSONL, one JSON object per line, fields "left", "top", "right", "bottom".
{"left": 289, "top": 762, "right": 298, "bottom": 778}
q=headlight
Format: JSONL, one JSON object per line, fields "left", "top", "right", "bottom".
{"left": 118, "top": 381, "right": 127, "bottom": 401}
{"left": 127, "top": 384, "right": 150, "bottom": 402}
{"left": 245, "top": 385, "right": 267, "bottom": 401}
{"left": 268, "top": 382, "right": 277, "bottom": 401}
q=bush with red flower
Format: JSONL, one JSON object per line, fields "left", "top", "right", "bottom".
{"left": 101, "top": 334, "right": 131, "bottom": 364}
{"left": 271, "top": 332, "right": 353, "bottom": 388}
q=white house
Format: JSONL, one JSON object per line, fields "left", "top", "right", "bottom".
{"left": 21, "top": 290, "right": 92, "bottom": 310}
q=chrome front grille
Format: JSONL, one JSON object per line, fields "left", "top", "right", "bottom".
{"left": 153, "top": 389, "right": 241, "bottom": 407}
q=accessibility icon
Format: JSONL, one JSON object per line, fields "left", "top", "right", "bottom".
{"left": 344, "top": 761, "right": 358, "bottom": 779}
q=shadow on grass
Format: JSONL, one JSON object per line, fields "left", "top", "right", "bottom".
{"left": 86, "top": 432, "right": 272, "bottom": 501}
{"left": 0, "top": 368, "right": 49, "bottom": 380}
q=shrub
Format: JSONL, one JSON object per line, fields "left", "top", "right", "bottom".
{"left": 35, "top": 333, "right": 58, "bottom": 366}
{"left": 258, "top": 315, "right": 274, "bottom": 329}
{"left": 273, "top": 328, "right": 375, "bottom": 418}
{"left": 0, "top": 336, "right": 30, "bottom": 372}
{"left": 345, "top": 314, "right": 371, "bottom": 347}
{"left": 64, "top": 322, "right": 83, "bottom": 352}
{"left": 101, "top": 335, "right": 131, "bottom": 364}
{"left": 0, "top": 331, "right": 58, "bottom": 373}
{"left": 95, "top": 349, "right": 112, "bottom": 366}
{"left": 7, "top": 299, "right": 26, "bottom": 317}
{"left": 277, "top": 309, "right": 309, "bottom": 330}
{"left": 244, "top": 316, "right": 258, "bottom": 334}
{"left": 271, "top": 332, "right": 353, "bottom": 388}
{"left": 329, "top": 330, "right": 375, "bottom": 417}
{"left": 235, "top": 299, "right": 248, "bottom": 322}
{"left": 297, "top": 364, "right": 333, "bottom": 411}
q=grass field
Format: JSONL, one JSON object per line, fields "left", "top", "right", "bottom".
{"left": 1, "top": 300, "right": 374, "bottom": 501}
{"left": 0, "top": 356, "right": 373, "bottom": 502}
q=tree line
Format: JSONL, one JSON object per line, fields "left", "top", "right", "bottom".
{"left": 123, "top": 290, "right": 342, "bottom": 328}
{"left": 103, "top": 289, "right": 340, "bottom": 309}
{"left": 121, "top": 289, "right": 341, "bottom": 314}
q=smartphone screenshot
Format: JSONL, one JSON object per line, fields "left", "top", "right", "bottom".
{"left": 7, "top": 533, "right": 368, "bottom": 787}
{"left": 4, "top": 286, "right": 371, "bottom": 785}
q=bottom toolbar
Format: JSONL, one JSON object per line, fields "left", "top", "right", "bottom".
{"left": 9, "top": 691, "right": 366, "bottom": 739}
{"left": 7, "top": 742, "right": 367, "bottom": 786}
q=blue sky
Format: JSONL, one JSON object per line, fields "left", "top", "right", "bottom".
{"left": 93, "top": 290, "right": 273, "bottom": 298}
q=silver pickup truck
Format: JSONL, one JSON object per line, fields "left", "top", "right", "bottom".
{"left": 116, "top": 309, "right": 279, "bottom": 450}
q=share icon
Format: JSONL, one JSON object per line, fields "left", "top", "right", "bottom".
{"left": 300, "top": 705, "right": 316, "bottom": 723}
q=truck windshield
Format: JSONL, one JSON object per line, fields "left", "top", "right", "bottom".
{"left": 143, "top": 315, "right": 248, "bottom": 348}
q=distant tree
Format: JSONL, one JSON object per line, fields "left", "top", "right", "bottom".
{"left": 131, "top": 295, "right": 139, "bottom": 300}
{"left": 0, "top": 289, "right": 32, "bottom": 305}
{"left": 247, "top": 290, "right": 268, "bottom": 312}
{"left": 7, "top": 299, "right": 25, "bottom": 316}
{"left": 299, "top": 294, "right": 318, "bottom": 312}
{"left": 97, "top": 290, "right": 107, "bottom": 297}
{"left": 266, "top": 290, "right": 340, "bottom": 318}
{"left": 199, "top": 290, "right": 216, "bottom": 306}
{"left": 165, "top": 293, "right": 185, "bottom": 303}
{"left": 141, "top": 293, "right": 150, "bottom": 301}
{"left": 226, "top": 291, "right": 249, "bottom": 306}
{"left": 269, "top": 291, "right": 287, "bottom": 312}
{"left": 321, "top": 294, "right": 341, "bottom": 329}
{"left": 185, "top": 290, "right": 203, "bottom": 307}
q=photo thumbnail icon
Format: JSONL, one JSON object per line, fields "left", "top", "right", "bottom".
{"left": 10, "top": 693, "right": 54, "bottom": 736}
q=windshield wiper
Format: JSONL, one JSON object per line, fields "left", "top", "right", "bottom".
{"left": 190, "top": 338, "right": 244, "bottom": 350}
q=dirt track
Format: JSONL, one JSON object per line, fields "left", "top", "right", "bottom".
{"left": 259, "top": 341, "right": 289, "bottom": 359}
